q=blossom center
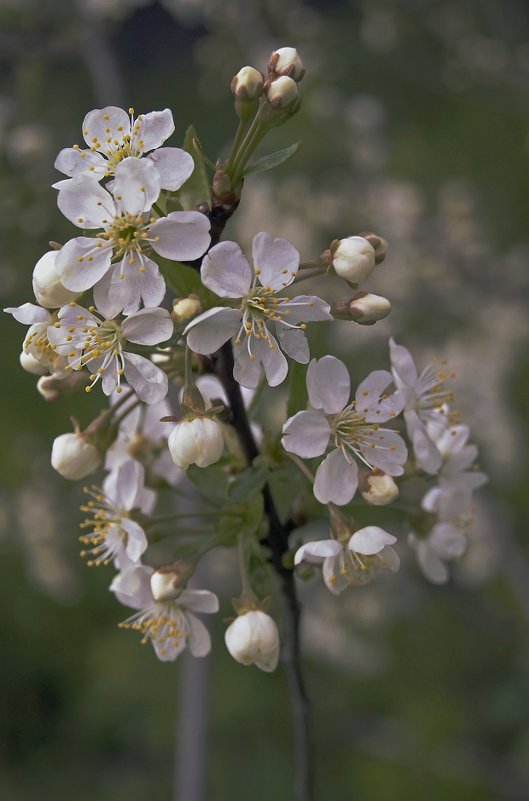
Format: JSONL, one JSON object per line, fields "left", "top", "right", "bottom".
{"left": 119, "top": 602, "right": 192, "bottom": 656}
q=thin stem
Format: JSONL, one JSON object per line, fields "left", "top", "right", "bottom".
{"left": 287, "top": 453, "right": 315, "bottom": 484}
{"left": 224, "top": 117, "right": 249, "bottom": 173}
{"left": 238, "top": 531, "right": 254, "bottom": 599}
{"left": 292, "top": 267, "right": 323, "bottom": 285}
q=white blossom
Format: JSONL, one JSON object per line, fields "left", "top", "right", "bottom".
{"left": 282, "top": 355, "right": 406, "bottom": 505}
{"left": 294, "top": 526, "right": 399, "bottom": 594}
{"left": 79, "top": 460, "right": 152, "bottom": 570}
{"left": 47, "top": 301, "right": 173, "bottom": 403}
{"left": 4, "top": 302, "right": 65, "bottom": 373}
{"left": 168, "top": 416, "right": 224, "bottom": 470}
{"left": 389, "top": 338, "right": 453, "bottom": 474}
{"left": 111, "top": 565, "right": 219, "bottom": 662}
{"left": 225, "top": 611, "right": 280, "bottom": 672}
{"left": 409, "top": 518, "right": 469, "bottom": 585}
{"left": 54, "top": 172, "right": 210, "bottom": 313}
{"left": 32, "top": 250, "right": 78, "bottom": 308}
{"left": 185, "top": 233, "right": 331, "bottom": 388}
{"left": 54, "top": 106, "right": 194, "bottom": 191}
{"left": 51, "top": 431, "right": 102, "bottom": 479}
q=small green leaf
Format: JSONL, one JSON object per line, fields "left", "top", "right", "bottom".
{"left": 243, "top": 142, "right": 301, "bottom": 177}
{"left": 179, "top": 125, "right": 211, "bottom": 210}
{"left": 287, "top": 361, "right": 308, "bottom": 418}
{"left": 268, "top": 464, "right": 301, "bottom": 523}
{"left": 186, "top": 463, "right": 229, "bottom": 505}
{"left": 227, "top": 463, "right": 269, "bottom": 501}
{"left": 158, "top": 257, "right": 202, "bottom": 297}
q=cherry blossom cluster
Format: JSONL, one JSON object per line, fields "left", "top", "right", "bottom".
{"left": 5, "top": 46, "right": 486, "bottom": 673}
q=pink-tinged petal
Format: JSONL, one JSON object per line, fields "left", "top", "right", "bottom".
{"left": 147, "top": 147, "right": 194, "bottom": 191}
{"left": 276, "top": 295, "right": 332, "bottom": 323}
{"left": 314, "top": 448, "right": 358, "bottom": 505}
{"left": 56, "top": 237, "right": 112, "bottom": 292}
{"left": 355, "top": 369, "right": 393, "bottom": 412}
{"left": 104, "top": 459, "right": 145, "bottom": 509}
{"left": 307, "top": 355, "right": 350, "bottom": 413}
{"left": 94, "top": 254, "right": 166, "bottom": 318}
{"left": 294, "top": 539, "right": 342, "bottom": 565}
{"left": 113, "top": 157, "right": 160, "bottom": 215}
{"left": 233, "top": 341, "right": 263, "bottom": 389}
{"left": 110, "top": 564, "right": 154, "bottom": 609}
{"left": 123, "top": 352, "right": 168, "bottom": 404}
{"left": 282, "top": 410, "right": 330, "bottom": 457}
{"left": 57, "top": 176, "right": 116, "bottom": 228}
{"left": 121, "top": 307, "right": 173, "bottom": 345}
{"left": 187, "top": 614, "right": 212, "bottom": 657}
{"left": 54, "top": 148, "right": 107, "bottom": 179}
{"left": 121, "top": 518, "right": 148, "bottom": 562}
{"left": 93, "top": 262, "right": 133, "bottom": 319}
{"left": 149, "top": 211, "right": 211, "bottom": 261}
{"left": 254, "top": 333, "right": 288, "bottom": 386}
{"left": 349, "top": 526, "right": 396, "bottom": 556}
{"left": 276, "top": 327, "right": 309, "bottom": 363}
{"left": 201, "top": 241, "right": 252, "bottom": 297}
{"left": 185, "top": 307, "right": 241, "bottom": 354}
{"left": 362, "top": 429, "right": 407, "bottom": 475}
{"left": 4, "top": 303, "right": 50, "bottom": 324}
{"left": 252, "top": 231, "right": 300, "bottom": 291}
{"left": 389, "top": 337, "right": 418, "bottom": 389}
{"left": 179, "top": 589, "right": 219, "bottom": 614}
{"left": 405, "top": 410, "right": 442, "bottom": 474}
{"left": 415, "top": 540, "right": 449, "bottom": 584}
{"left": 83, "top": 106, "right": 130, "bottom": 152}
{"left": 132, "top": 109, "right": 174, "bottom": 152}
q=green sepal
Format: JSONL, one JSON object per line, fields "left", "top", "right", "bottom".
{"left": 243, "top": 142, "right": 301, "bottom": 177}
{"left": 287, "top": 360, "right": 308, "bottom": 418}
{"left": 227, "top": 462, "right": 269, "bottom": 501}
{"left": 157, "top": 257, "right": 219, "bottom": 310}
{"left": 179, "top": 125, "right": 211, "bottom": 210}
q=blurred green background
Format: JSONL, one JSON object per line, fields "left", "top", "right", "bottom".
{"left": 1, "top": 1, "right": 529, "bottom": 799}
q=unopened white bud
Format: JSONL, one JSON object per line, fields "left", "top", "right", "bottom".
{"left": 32, "top": 251, "right": 78, "bottom": 308}
{"left": 265, "top": 76, "right": 301, "bottom": 112}
{"left": 225, "top": 610, "right": 280, "bottom": 672}
{"left": 51, "top": 432, "right": 102, "bottom": 480}
{"left": 172, "top": 296, "right": 202, "bottom": 324}
{"left": 361, "top": 470, "right": 399, "bottom": 506}
{"left": 20, "top": 350, "right": 49, "bottom": 375}
{"left": 231, "top": 66, "right": 264, "bottom": 101}
{"left": 268, "top": 47, "right": 305, "bottom": 82}
{"left": 347, "top": 292, "right": 391, "bottom": 324}
{"left": 331, "top": 236, "right": 376, "bottom": 283}
{"left": 168, "top": 416, "right": 224, "bottom": 470}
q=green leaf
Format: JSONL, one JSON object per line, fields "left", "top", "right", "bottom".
{"left": 179, "top": 125, "right": 211, "bottom": 210}
{"left": 186, "top": 463, "right": 229, "bottom": 506}
{"left": 227, "top": 463, "right": 269, "bottom": 501}
{"left": 287, "top": 360, "right": 308, "bottom": 418}
{"left": 243, "top": 142, "right": 301, "bottom": 177}
{"left": 157, "top": 257, "right": 202, "bottom": 297}
{"left": 268, "top": 464, "right": 301, "bottom": 523}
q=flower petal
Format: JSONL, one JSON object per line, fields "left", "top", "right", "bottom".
{"left": 57, "top": 175, "right": 116, "bottom": 228}
{"left": 282, "top": 410, "right": 331, "bottom": 457}
{"left": 276, "top": 327, "right": 309, "bottom": 363}
{"left": 54, "top": 147, "right": 107, "bottom": 179}
{"left": 83, "top": 106, "right": 131, "bottom": 152}
{"left": 276, "top": 294, "right": 332, "bottom": 323}
{"left": 179, "top": 589, "right": 219, "bottom": 614}
{"left": 121, "top": 518, "right": 148, "bottom": 563}
{"left": 201, "top": 241, "right": 252, "bottom": 297}
{"left": 252, "top": 231, "right": 300, "bottom": 291}
{"left": 187, "top": 613, "right": 212, "bottom": 657}
{"left": 147, "top": 147, "right": 194, "bottom": 191}
{"left": 149, "top": 211, "right": 211, "bottom": 261}
{"left": 121, "top": 307, "right": 173, "bottom": 346}
{"left": 56, "top": 237, "right": 112, "bottom": 292}
{"left": 389, "top": 337, "right": 418, "bottom": 388}
{"left": 294, "top": 539, "right": 342, "bottom": 565}
{"left": 306, "top": 355, "right": 350, "bottom": 413}
{"left": 123, "top": 352, "right": 168, "bottom": 404}
{"left": 313, "top": 448, "right": 358, "bottom": 505}
{"left": 132, "top": 109, "right": 174, "bottom": 152}
{"left": 113, "top": 157, "right": 161, "bottom": 215}
{"left": 185, "top": 307, "right": 241, "bottom": 355}
{"left": 4, "top": 302, "right": 50, "bottom": 324}
{"left": 349, "top": 526, "right": 396, "bottom": 555}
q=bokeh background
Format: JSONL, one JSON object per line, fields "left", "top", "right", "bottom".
{"left": 1, "top": 1, "right": 529, "bottom": 799}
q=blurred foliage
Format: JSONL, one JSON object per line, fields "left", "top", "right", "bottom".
{"left": 1, "top": 0, "right": 529, "bottom": 799}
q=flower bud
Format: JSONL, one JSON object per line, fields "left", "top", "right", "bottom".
{"left": 150, "top": 561, "right": 195, "bottom": 602}
{"left": 332, "top": 292, "right": 391, "bottom": 325}
{"left": 231, "top": 66, "right": 264, "bottom": 102}
{"left": 51, "top": 432, "right": 102, "bottom": 480}
{"left": 265, "top": 76, "right": 301, "bottom": 114}
{"left": 20, "top": 350, "right": 49, "bottom": 375}
{"left": 32, "top": 251, "right": 78, "bottom": 308}
{"left": 268, "top": 47, "right": 305, "bottom": 82}
{"left": 37, "top": 371, "right": 87, "bottom": 401}
{"left": 225, "top": 610, "right": 280, "bottom": 672}
{"left": 172, "top": 295, "right": 202, "bottom": 324}
{"left": 168, "top": 416, "right": 224, "bottom": 470}
{"left": 360, "top": 469, "right": 399, "bottom": 506}
{"left": 330, "top": 236, "right": 376, "bottom": 283}
{"left": 358, "top": 231, "right": 389, "bottom": 264}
